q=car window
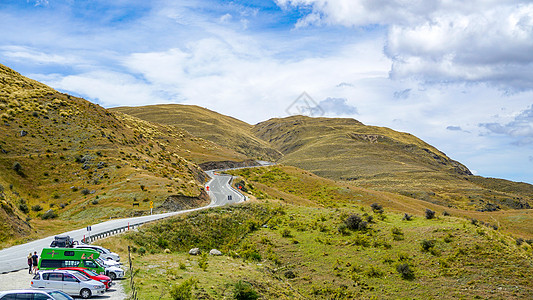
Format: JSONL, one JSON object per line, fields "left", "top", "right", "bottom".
{"left": 84, "top": 269, "right": 98, "bottom": 276}
{"left": 41, "top": 273, "right": 50, "bottom": 280}
{"left": 73, "top": 272, "right": 90, "bottom": 281}
{"left": 15, "top": 293, "right": 32, "bottom": 300}
{"left": 48, "top": 291, "right": 73, "bottom": 300}
{"left": 0, "top": 294, "right": 17, "bottom": 300}
{"left": 33, "top": 273, "right": 41, "bottom": 280}
{"left": 64, "top": 274, "right": 78, "bottom": 282}
{"left": 62, "top": 260, "right": 80, "bottom": 268}
{"left": 83, "top": 260, "right": 98, "bottom": 268}
{"left": 48, "top": 273, "right": 63, "bottom": 281}
{"left": 33, "top": 293, "right": 53, "bottom": 300}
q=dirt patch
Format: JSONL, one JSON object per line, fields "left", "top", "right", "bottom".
{"left": 155, "top": 189, "right": 210, "bottom": 212}
{"left": 198, "top": 159, "right": 259, "bottom": 171}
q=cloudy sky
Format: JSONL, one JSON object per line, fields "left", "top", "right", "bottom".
{"left": 1, "top": 0, "right": 532, "bottom": 183}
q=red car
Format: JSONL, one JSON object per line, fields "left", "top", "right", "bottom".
{"left": 57, "top": 267, "right": 113, "bottom": 290}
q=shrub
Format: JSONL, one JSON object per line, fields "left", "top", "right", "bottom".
{"left": 402, "top": 213, "right": 413, "bottom": 221}
{"left": 284, "top": 270, "right": 296, "bottom": 279}
{"left": 421, "top": 239, "right": 436, "bottom": 252}
{"left": 396, "top": 263, "right": 415, "bottom": 280}
{"left": 442, "top": 210, "right": 450, "bottom": 216}
{"left": 138, "top": 247, "right": 146, "bottom": 255}
{"left": 19, "top": 203, "right": 29, "bottom": 214}
{"left": 198, "top": 253, "right": 208, "bottom": 271}
{"left": 31, "top": 204, "right": 43, "bottom": 212}
{"left": 12, "top": 161, "right": 22, "bottom": 173}
{"left": 41, "top": 209, "right": 57, "bottom": 220}
{"left": 281, "top": 229, "right": 292, "bottom": 238}
{"left": 345, "top": 214, "right": 368, "bottom": 231}
{"left": 391, "top": 227, "right": 404, "bottom": 241}
{"left": 370, "top": 203, "right": 384, "bottom": 214}
{"left": 425, "top": 209, "right": 436, "bottom": 219}
{"left": 233, "top": 281, "right": 259, "bottom": 300}
{"left": 170, "top": 278, "right": 197, "bottom": 300}
{"left": 337, "top": 223, "right": 349, "bottom": 235}
{"left": 516, "top": 238, "right": 524, "bottom": 246}
{"left": 81, "top": 188, "right": 90, "bottom": 195}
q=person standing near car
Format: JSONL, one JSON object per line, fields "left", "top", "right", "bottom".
{"left": 31, "top": 251, "right": 39, "bottom": 274}
{"left": 27, "top": 252, "right": 33, "bottom": 274}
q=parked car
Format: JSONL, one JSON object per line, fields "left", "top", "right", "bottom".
{"left": 95, "top": 258, "right": 124, "bottom": 280}
{"left": 50, "top": 236, "right": 78, "bottom": 248}
{"left": 56, "top": 267, "right": 113, "bottom": 290}
{"left": 31, "top": 270, "right": 105, "bottom": 299}
{"left": 75, "top": 245, "right": 120, "bottom": 262}
{"left": 0, "top": 289, "right": 73, "bottom": 300}
{"left": 38, "top": 248, "right": 105, "bottom": 275}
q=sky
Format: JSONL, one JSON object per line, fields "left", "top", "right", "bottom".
{"left": 1, "top": 0, "right": 532, "bottom": 184}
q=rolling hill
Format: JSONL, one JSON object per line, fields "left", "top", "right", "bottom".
{"left": 111, "top": 104, "right": 282, "bottom": 161}
{"left": 0, "top": 64, "right": 243, "bottom": 247}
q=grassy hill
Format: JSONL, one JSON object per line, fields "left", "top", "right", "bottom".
{"left": 0, "top": 64, "right": 243, "bottom": 248}
{"left": 253, "top": 116, "right": 533, "bottom": 211}
{"left": 97, "top": 165, "right": 533, "bottom": 299}
{"left": 110, "top": 104, "right": 282, "bottom": 161}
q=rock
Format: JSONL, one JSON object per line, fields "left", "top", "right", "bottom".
{"left": 189, "top": 248, "right": 201, "bottom": 255}
{"left": 96, "top": 162, "right": 106, "bottom": 169}
{"left": 209, "top": 249, "right": 222, "bottom": 256}
{"left": 20, "top": 130, "right": 28, "bottom": 137}
{"left": 164, "top": 249, "right": 171, "bottom": 254}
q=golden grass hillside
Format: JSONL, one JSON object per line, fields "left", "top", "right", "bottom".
{"left": 0, "top": 64, "right": 243, "bottom": 248}
{"left": 253, "top": 116, "right": 533, "bottom": 211}
{"left": 111, "top": 104, "right": 282, "bottom": 161}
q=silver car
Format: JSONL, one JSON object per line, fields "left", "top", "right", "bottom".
{"left": 0, "top": 289, "right": 73, "bottom": 300}
{"left": 31, "top": 270, "right": 105, "bottom": 299}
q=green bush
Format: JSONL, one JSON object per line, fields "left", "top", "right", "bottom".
{"left": 396, "top": 263, "right": 415, "bottom": 280}
{"left": 425, "top": 209, "right": 436, "bottom": 219}
{"left": 233, "top": 281, "right": 259, "bottom": 300}
{"left": 345, "top": 214, "right": 367, "bottom": 231}
{"left": 170, "top": 278, "right": 197, "bottom": 300}
{"left": 41, "top": 209, "right": 57, "bottom": 220}
{"left": 370, "top": 203, "right": 383, "bottom": 214}
{"left": 31, "top": 204, "right": 43, "bottom": 212}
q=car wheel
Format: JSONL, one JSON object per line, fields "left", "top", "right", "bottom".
{"left": 109, "top": 272, "right": 117, "bottom": 280}
{"left": 80, "top": 288, "right": 92, "bottom": 299}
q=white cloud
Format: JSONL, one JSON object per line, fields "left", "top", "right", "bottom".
{"left": 279, "top": 0, "right": 533, "bottom": 90}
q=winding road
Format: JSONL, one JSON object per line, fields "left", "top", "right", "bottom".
{"left": 0, "top": 168, "right": 248, "bottom": 274}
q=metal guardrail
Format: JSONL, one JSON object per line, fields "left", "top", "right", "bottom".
{"left": 81, "top": 222, "right": 144, "bottom": 244}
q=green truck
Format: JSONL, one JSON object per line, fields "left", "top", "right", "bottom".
{"left": 38, "top": 248, "right": 106, "bottom": 275}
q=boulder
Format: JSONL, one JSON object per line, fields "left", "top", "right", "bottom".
{"left": 209, "top": 249, "right": 222, "bottom": 256}
{"left": 189, "top": 248, "right": 201, "bottom": 255}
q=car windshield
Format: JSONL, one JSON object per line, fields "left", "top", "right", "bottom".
{"left": 48, "top": 290, "right": 74, "bottom": 300}
{"left": 73, "top": 272, "right": 91, "bottom": 281}
{"left": 84, "top": 269, "right": 99, "bottom": 276}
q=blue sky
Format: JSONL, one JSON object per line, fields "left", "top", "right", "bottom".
{"left": 1, "top": 0, "right": 532, "bottom": 184}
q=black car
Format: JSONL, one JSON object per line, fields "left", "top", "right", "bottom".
{"left": 50, "top": 235, "right": 78, "bottom": 248}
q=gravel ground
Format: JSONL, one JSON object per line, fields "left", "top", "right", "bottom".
{"left": 0, "top": 269, "right": 127, "bottom": 299}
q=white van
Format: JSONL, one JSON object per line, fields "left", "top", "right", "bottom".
{"left": 31, "top": 270, "right": 105, "bottom": 299}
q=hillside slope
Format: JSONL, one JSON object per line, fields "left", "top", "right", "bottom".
{"left": 111, "top": 104, "right": 282, "bottom": 161}
{"left": 253, "top": 116, "right": 533, "bottom": 211}
{"left": 0, "top": 64, "right": 242, "bottom": 247}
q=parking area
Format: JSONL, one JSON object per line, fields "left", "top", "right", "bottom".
{"left": 0, "top": 269, "right": 126, "bottom": 299}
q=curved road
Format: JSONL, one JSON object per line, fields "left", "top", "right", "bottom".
{"left": 0, "top": 169, "right": 247, "bottom": 274}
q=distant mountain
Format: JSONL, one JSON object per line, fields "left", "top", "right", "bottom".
{"left": 111, "top": 104, "right": 282, "bottom": 161}
{"left": 0, "top": 64, "right": 242, "bottom": 247}
{"left": 253, "top": 116, "right": 532, "bottom": 211}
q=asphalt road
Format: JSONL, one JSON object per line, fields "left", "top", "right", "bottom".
{"left": 0, "top": 170, "right": 246, "bottom": 274}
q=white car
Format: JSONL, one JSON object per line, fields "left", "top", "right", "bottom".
{"left": 0, "top": 289, "right": 73, "bottom": 300}
{"left": 95, "top": 258, "right": 125, "bottom": 280}
{"left": 31, "top": 270, "right": 105, "bottom": 299}
{"left": 75, "top": 245, "right": 120, "bottom": 262}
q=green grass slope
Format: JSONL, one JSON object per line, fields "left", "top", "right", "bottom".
{"left": 253, "top": 116, "right": 533, "bottom": 211}
{"left": 97, "top": 167, "right": 533, "bottom": 299}
{"left": 111, "top": 104, "right": 282, "bottom": 161}
{"left": 0, "top": 64, "right": 242, "bottom": 248}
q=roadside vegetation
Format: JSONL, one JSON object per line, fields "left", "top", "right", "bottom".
{"left": 100, "top": 199, "right": 533, "bottom": 299}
